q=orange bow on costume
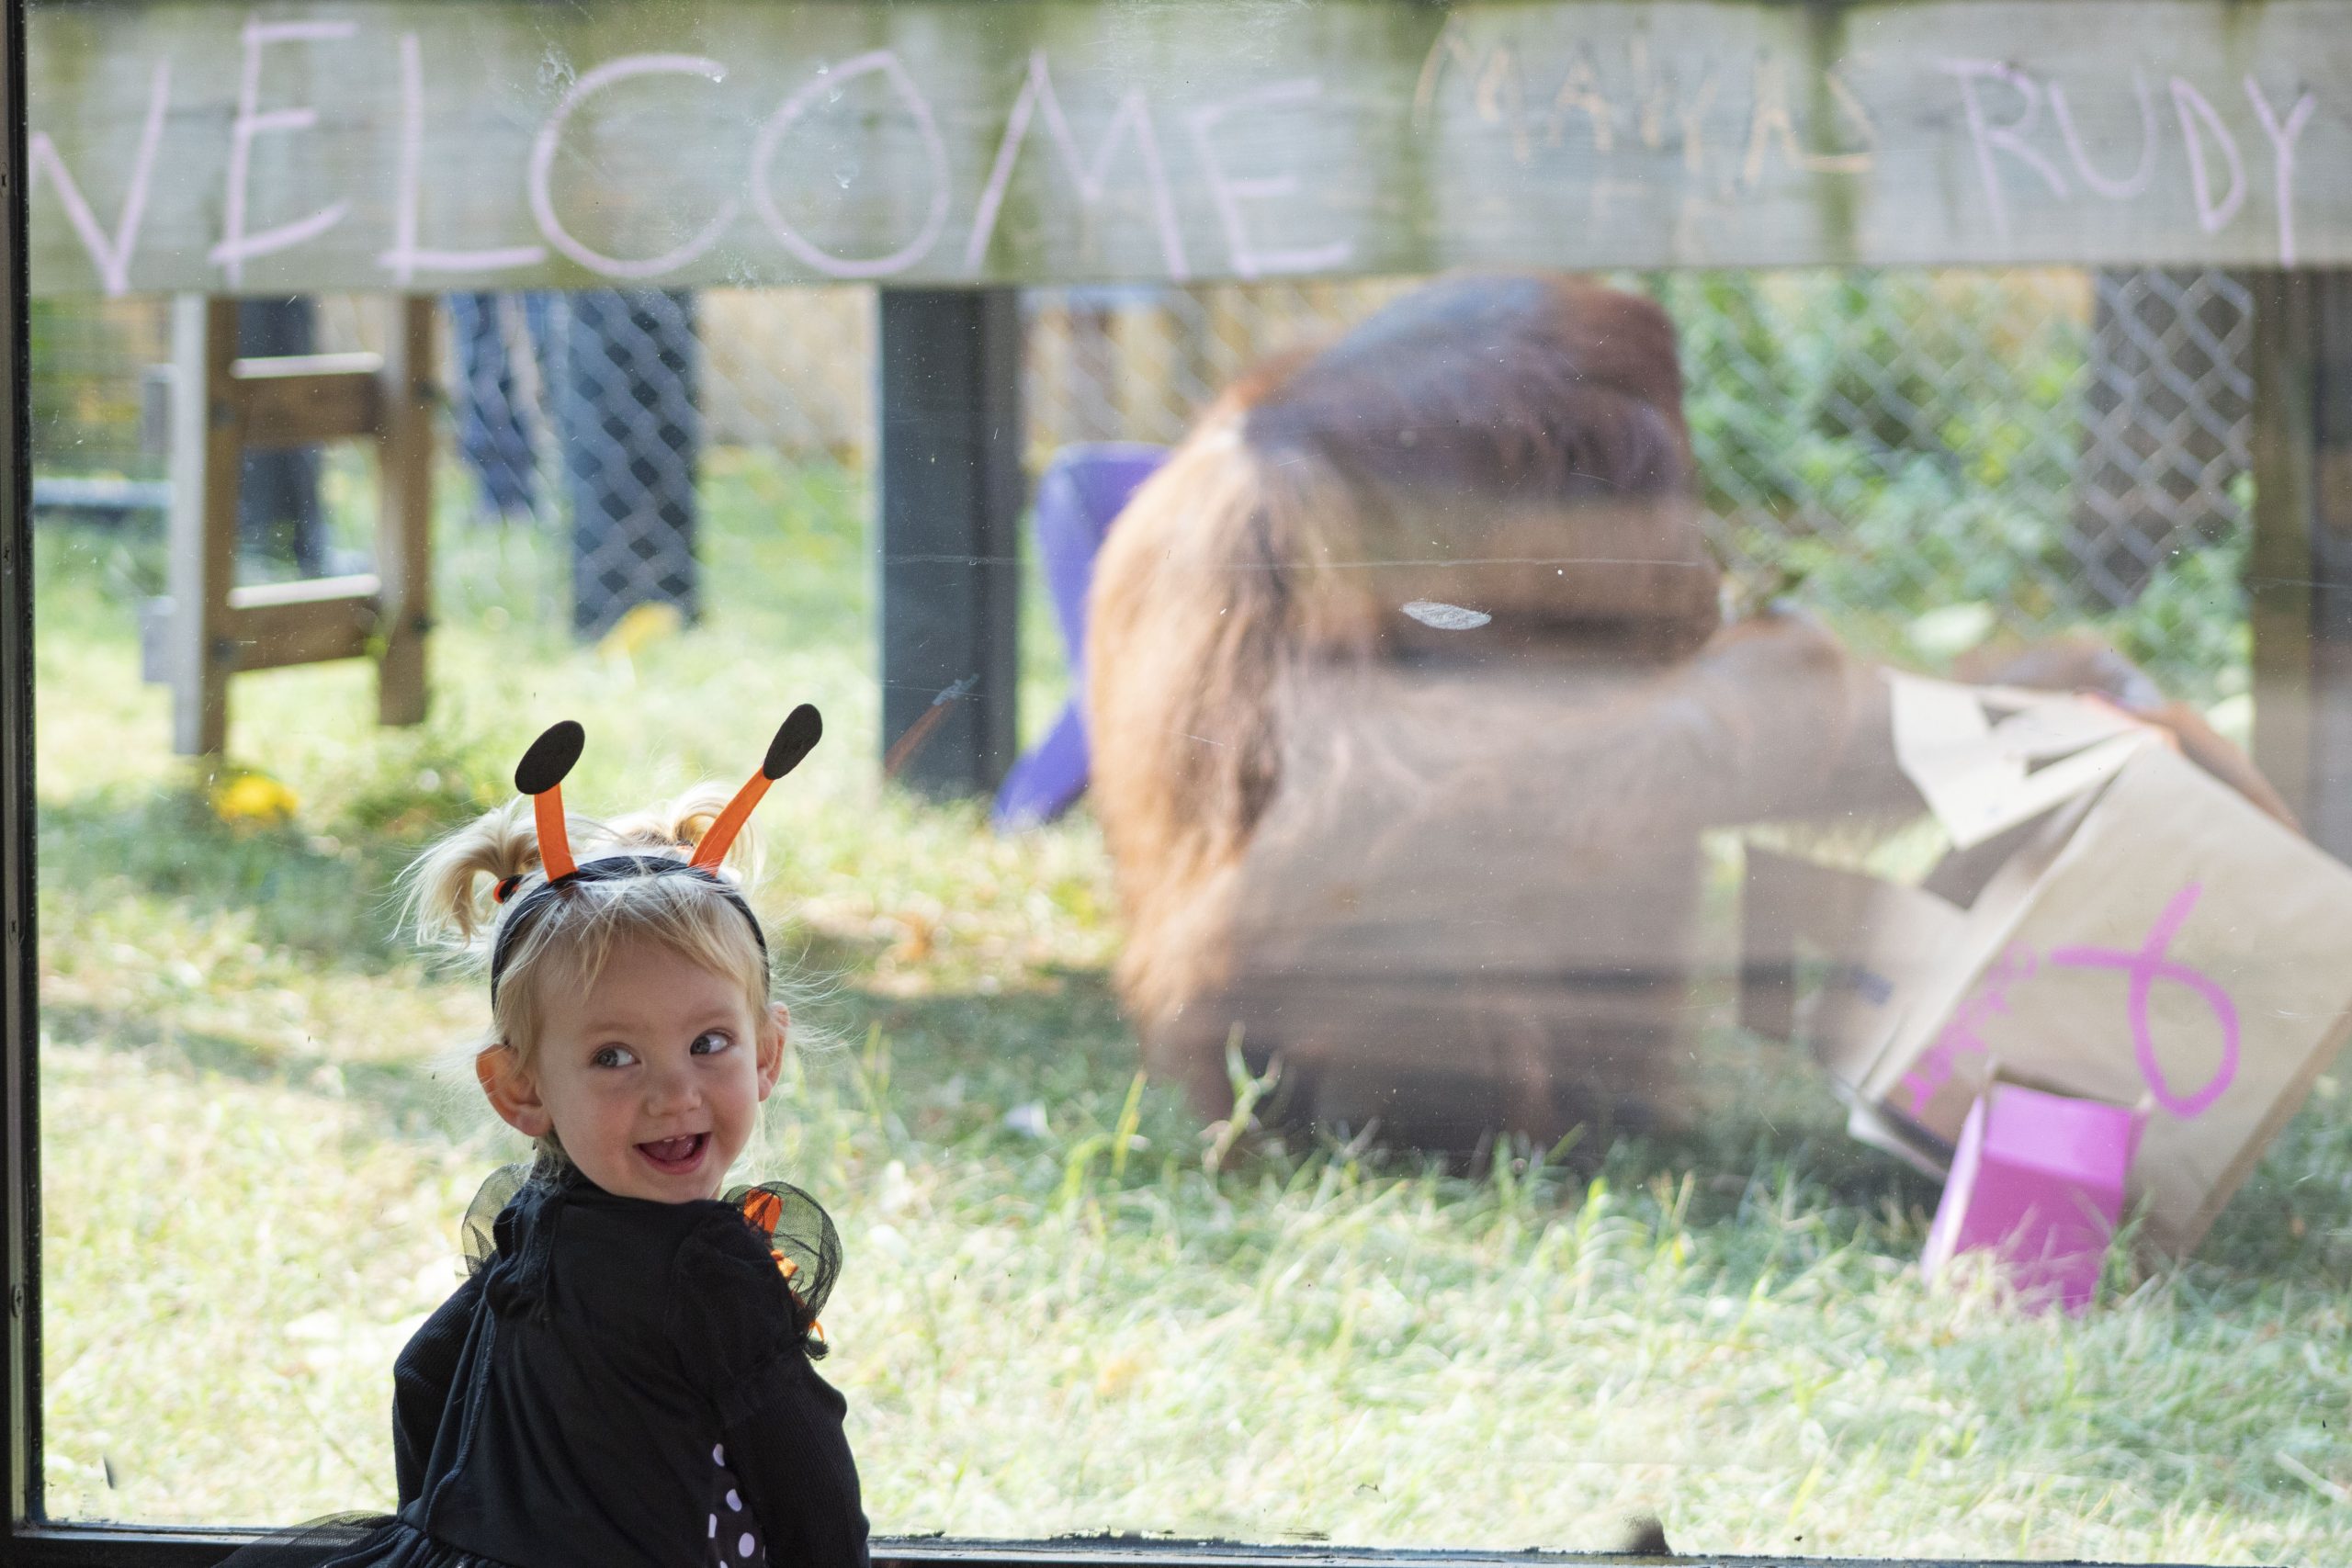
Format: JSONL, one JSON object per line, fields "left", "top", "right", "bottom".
{"left": 739, "top": 1188, "right": 825, "bottom": 1345}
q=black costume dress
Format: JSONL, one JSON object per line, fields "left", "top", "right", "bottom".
{"left": 219, "top": 1161, "right": 869, "bottom": 1568}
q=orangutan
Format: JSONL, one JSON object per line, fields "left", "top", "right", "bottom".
{"left": 1085, "top": 274, "right": 2288, "bottom": 1155}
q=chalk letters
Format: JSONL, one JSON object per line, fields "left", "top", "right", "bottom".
{"left": 19, "top": 6, "right": 2352, "bottom": 291}
{"left": 1546, "top": 50, "right": 1617, "bottom": 154}
{"left": 2244, "top": 76, "right": 2315, "bottom": 267}
{"left": 749, "top": 51, "right": 950, "bottom": 279}
{"left": 1941, "top": 59, "right": 2069, "bottom": 243}
{"left": 2048, "top": 72, "right": 2156, "bottom": 200}
{"left": 210, "top": 17, "right": 357, "bottom": 285}
{"left": 29, "top": 58, "right": 169, "bottom": 296}
{"left": 379, "top": 33, "right": 547, "bottom": 283}
{"left": 528, "top": 53, "right": 741, "bottom": 279}
{"left": 963, "top": 51, "right": 1188, "bottom": 279}
{"left": 2169, "top": 77, "right": 2245, "bottom": 233}
{"left": 1186, "top": 81, "right": 1353, "bottom": 279}
{"left": 1742, "top": 58, "right": 1872, "bottom": 187}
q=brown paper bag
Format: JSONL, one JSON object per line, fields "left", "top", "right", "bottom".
{"left": 1740, "top": 846, "right": 1965, "bottom": 1098}
{"left": 1750, "top": 675, "right": 2352, "bottom": 1256}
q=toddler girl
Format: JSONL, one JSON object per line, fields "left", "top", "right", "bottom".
{"left": 225, "top": 707, "right": 866, "bottom": 1568}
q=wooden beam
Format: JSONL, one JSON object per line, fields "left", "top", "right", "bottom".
{"left": 25, "top": 0, "right": 2352, "bottom": 297}
{"left": 375, "top": 297, "right": 435, "bottom": 727}
{"left": 221, "top": 575, "right": 381, "bottom": 671}
{"left": 876, "top": 288, "right": 1024, "bottom": 799}
{"left": 164, "top": 296, "right": 240, "bottom": 755}
{"left": 228, "top": 359, "right": 382, "bottom": 449}
{"left": 2251, "top": 270, "right": 2352, "bottom": 859}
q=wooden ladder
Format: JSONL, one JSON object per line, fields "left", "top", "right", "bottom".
{"left": 147, "top": 294, "right": 435, "bottom": 756}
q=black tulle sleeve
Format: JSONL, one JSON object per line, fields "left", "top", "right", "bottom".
{"left": 671, "top": 1202, "right": 869, "bottom": 1568}
{"left": 390, "top": 1269, "right": 484, "bottom": 1508}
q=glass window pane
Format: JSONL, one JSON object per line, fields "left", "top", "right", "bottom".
{"left": 23, "top": 5, "right": 2349, "bottom": 1562}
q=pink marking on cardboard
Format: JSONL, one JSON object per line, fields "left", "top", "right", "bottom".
{"left": 1901, "top": 944, "right": 2038, "bottom": 1114}
{"left": 2050, "top": 883, "right": 2239, "bottom": 1118}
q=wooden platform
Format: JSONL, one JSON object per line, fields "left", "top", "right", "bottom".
{"left": 23, "top": 0, "right": 2352, "bottom": 298}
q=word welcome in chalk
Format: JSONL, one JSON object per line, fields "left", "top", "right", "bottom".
{"left": 26, "top": 6, "right": 2344, "bottom": 294}
{"left": 29, "top": 17, "right": 1352, "bottom": 297}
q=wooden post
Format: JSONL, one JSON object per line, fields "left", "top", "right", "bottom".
{"left": 2250, "top": 270, "right": 2352, "bottom": 859}
{"left": 164, "top": 296, "right": 241, "bottom": 757}
{"left": 876, "top": 288, "right": 1025, "bottom": 799}
{"left": 376, "top": 296, "right": 435, "bottom": 727}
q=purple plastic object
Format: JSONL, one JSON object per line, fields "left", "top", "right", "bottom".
{"left": 1922, "top": 1082, "right": 2141, "bottom": 1314}
{"left": 993, "top": 444, "right": 1169, "bottom": 829}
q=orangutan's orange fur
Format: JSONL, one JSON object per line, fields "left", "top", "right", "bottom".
{"left": 1086, "top": 275, "right": 2289, "bottom": 1150}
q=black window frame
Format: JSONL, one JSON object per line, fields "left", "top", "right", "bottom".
{"left": 0, "top": 3, "right": 2224, "bottom": 1561}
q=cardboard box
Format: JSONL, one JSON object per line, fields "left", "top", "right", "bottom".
{"left": 1743, "top": 675, "right": 2352, "bottom": 1256}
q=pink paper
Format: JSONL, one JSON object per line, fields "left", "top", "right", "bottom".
{"left": 1923, "top": 1082, "right": 2139, "bottom": 1314}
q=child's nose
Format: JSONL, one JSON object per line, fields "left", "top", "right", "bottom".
{"left": 643, "top": 1059, "right": 700, "bottom": 1112}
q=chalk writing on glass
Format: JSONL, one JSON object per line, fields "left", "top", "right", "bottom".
{"left": 2243, "top": 77, "right": 2317, "bottom": 267}
{"left": 1185, "top": 80, "right": 1354, "bottom": 279}
{"left": 750, "top": 50, "right": 951, "bottom": 280}
{"left": 2047, "top": 71, "right": 2156, "bottom": 201}
{"left": 2169, "top": 78, "right": 2245, "bottom": 234}
{"left": 28, "top": 58, "right": 170, "bottom": 297}
{"left": 528, "top": 53, "right": 741, "bottom": 280}
{"left": 1939, "top": 59, "right": 2069, "bottom": 243}
{"left": 379, "top": 32, "right": 547, "bottom": 284}
{"left": 210, "top": 17, "right": 357, "bottom": 286}
{"left": 964, "top": 51, "right": 1189, "bottom": 280}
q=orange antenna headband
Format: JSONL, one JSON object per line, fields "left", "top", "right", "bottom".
{"left": 693, "top": 704, "right": 824, "bottom": 871}
{"left": 486, "top": 707, "right": 824, "bottom": 998}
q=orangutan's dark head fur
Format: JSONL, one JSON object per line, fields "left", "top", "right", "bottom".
{"left": 1243, "top": 274, "right": 1695, "bottom": 509}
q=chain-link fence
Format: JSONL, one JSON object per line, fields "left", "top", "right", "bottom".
{"left": 27, "top": 267, "right": 2256, "bottom": 692}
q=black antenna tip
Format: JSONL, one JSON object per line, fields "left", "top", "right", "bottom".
{"left": 514, "top": 721, "right": 585, "bottom": 795}
{"left": 763, "top": 705, "right": 823, "bottom": 780}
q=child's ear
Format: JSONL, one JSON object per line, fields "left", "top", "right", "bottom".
{"left": 754, "top": 1002, "right": 789, "bottom": 1100}
{"left": 477, "top": 1044, "right": 553, "bottom": 1138}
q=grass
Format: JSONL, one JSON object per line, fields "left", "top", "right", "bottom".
{"left": 31, "top": 450, "right": 2352, "bottom": 1563}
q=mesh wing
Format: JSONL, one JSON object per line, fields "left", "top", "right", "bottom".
{"left": 726, "top": 1180, "right": 842, "bottom": 1349}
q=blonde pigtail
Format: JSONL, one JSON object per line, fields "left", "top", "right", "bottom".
{"left": 402, "top": 798, "right": 547, "bottom": 947}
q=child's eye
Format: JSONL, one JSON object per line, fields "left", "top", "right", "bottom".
{"left": 691, "top": 1031, "right": 733, "bottom": 1056}
{"left": 591, "top": 1044, "right": 639, "bottom": 1069}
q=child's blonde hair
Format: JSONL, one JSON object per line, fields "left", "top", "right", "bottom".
{"left": 403, "top": 784, "right": 774, "bottom": 1083}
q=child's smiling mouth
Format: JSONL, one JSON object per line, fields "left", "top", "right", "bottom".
{"left": 636, "top": 1133, "right": 709, "bottom": 1174}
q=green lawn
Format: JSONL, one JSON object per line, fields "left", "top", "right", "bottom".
{"left": 31, "top": 453, "right": 2352, "bottom": 1563}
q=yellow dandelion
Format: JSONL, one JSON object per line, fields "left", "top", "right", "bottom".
{"left": 599, "top": 601, "right": 684, "bottom": 661}
{"left": 209, "top": 769, "right": 300, "bottom": 828}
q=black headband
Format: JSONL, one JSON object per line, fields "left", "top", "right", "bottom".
{"left": 487, "top": 853, "right": 769, "bottom": 1005}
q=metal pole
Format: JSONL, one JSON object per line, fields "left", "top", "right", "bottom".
{"left": 876, "top": 288, "right": 1025, "bottom": 799}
